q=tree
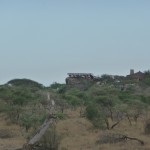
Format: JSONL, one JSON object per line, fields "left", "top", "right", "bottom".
{"left": 94, "top": 96, "right": 115, "bottom": 121}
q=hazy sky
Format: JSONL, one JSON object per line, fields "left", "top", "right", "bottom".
{"left": 0, "top": 0, "right": 150, "bottom": 86}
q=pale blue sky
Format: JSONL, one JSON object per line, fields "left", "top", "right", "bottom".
{"left": 0, "top": 0, "right": 150, "bottom": 85}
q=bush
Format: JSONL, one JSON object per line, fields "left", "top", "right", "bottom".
{"left": 54, "top": 112, "right": 65, "bottom": 120}
{"left": 7, "top": 79, "right": 44, "bottom": 89}
{"left": 63, "top": 94, "right": 81, "bottom": 107}
{"left": 86, "top": 104, "right": 107, "bottom": 129}
{"left": 86, "top": 104, "right": 99, "bottom": 120}
{"left": 144, "top": 119, "right": 150, "bottom": 134}
{"left": 140, "top": 95, "right": 150, "bottom": 105}
{"left": 142, "top": 77, "right": 150, "bottom": 86}
{"left": 20, "top": 113, "right": 40, "bottom": 131}
{"left": 96, "top": 133, "right": 127, "bottom": 144}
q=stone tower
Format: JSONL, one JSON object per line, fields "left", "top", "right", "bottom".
{"left": 130, "top": 69, "right": 134, "bottom": 75}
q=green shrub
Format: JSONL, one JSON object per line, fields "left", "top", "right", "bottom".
{"left": 86, "top": 104, "right": 99, "bottom": 120}
{"left": 7, "top": 79, "right": 43, "bottom": 89}
{"left": 142, "top": 77, "right": 150, "bottom": 86}
{"left": 55, "top": 112, "right": 65, "bottom": 120}
{"left": 140, "top": 95, "right": 150, "bottom": 105}
{"left": 145, "top": 119, "right": 150, "bottom": 134}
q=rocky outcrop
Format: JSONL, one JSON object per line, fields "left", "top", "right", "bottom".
{"left": 65, "top": 73, "right": 101, "bottom": 90}
{"left": 66, "top": 77, "right": 94, "bottom": 90}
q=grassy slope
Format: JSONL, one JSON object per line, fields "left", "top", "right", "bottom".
{"left": 1, "top": 108, "right": 150, "bottom": 150}
{"left": 56, "top": 109, "right": 150, "bottom": 150}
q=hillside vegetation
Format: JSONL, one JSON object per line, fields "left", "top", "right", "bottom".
{"left": 1, "top": 76, "right": 150, "bottom": 150}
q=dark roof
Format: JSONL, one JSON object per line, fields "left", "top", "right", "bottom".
{"left": 127, "top": 71, "right": 145, "bottom": 80}
{"left": 134, "top": 71, "right": 144, "bottom": 75}
{"left": 68, "top": 73, "right": 93, "bottom": 76}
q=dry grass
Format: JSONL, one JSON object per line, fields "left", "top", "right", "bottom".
{"left": 56, "top": 108, "right": 150, "bottom": 150}
{"left": 57, "top": 109, "right": 100, "bottom": 150}
{"left": 0, "top": 114, "right": 26, "bottom": 150}
{"left": 1, "top": 108, "right": 150, "bottom": 150}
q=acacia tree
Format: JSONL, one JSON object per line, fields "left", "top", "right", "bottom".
{"left": 86, "top": 104, "right": 107, "bottom": 129}
{"left": 86, "top": 97, "right": 121, "bottom": 130}
{"left": 114, "top": 99, "right": 147, "bottom": 127}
